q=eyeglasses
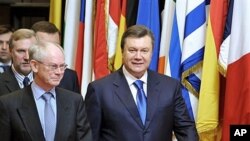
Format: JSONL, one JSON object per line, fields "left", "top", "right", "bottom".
{"left": 36, "top": 60, "right": 67, "bottom": 72}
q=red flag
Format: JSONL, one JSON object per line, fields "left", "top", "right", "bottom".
{"left": 75, "top": 0, "right": 86, "bottom": 85}
{"left": 94, "top": 0, "right": 109, "bottom": 79}
{"left": 221, "top": 1, "right": 250, "bottom": 140}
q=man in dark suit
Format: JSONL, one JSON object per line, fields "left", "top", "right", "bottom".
{"left": 0, "top": 29, "right": 37, "bottom": 96}
{"left": 31, "top": 21, "right": 80, "bottom": 93}
{"left": 0, "top": 25, "right": 14, "bottom": 73}
{"left": 0, "top": 41, "right": 92, "bottom": 141}
{"left": 85, "top": 25, "right": 199, "bottom": 141}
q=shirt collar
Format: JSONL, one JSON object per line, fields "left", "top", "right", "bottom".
{"left": 0, "top": 61, "right": 11, "bottom": 66}
{"left": 31, "top": 81, "right": 56, "bottom": 100}
{"left": 11, "top": 64, "right": 33, "bottom": 82}
{"left": 122, "top": 66, "right": 148, "bottom": 86}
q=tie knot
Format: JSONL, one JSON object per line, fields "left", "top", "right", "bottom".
{"left": 0, "top": 65, "right": 9, "bottom": 73}
{"left": 23, "top": 77, "right": 30, "bottom": 87}
{"left": 134, "top": 80, "right": 144, "bottom": 90}
{"left": 42, "top": 92, "right": 53, "bottom": 102}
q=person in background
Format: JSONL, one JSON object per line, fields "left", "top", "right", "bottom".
{"left": 0, "top": 25, "right": 14, "bottom": 73}
{"left": 0, "top": 29, "right": 37, "bottom": 96}
{"left": 0, "top": 41, "right": 92, "bottom": 141}
{"left": 31, "top": 21, "right": 80, "bottom": 93}
{"left": 85, "top": 25, "right": 199, "bottom": 141}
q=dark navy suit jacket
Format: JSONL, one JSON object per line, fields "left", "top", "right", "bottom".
{"left": 85, "top": 68, "right": 198, "bottom": 141}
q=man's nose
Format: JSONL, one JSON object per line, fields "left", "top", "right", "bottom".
{"left": 135, "top": 51, "right": 143, "bottom": 58}
{"left": 2, "top": 42, "right": 8, "bottom": 49}
{"left": 24, "top": 51, "right": 29, "bottom": 59}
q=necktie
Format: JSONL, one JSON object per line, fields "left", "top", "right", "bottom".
{"left": 134, "top": 80, "right": 147, "bottom": 125}
{"left": 42, "top": 92, "right": 56, "bottom": 141}
{"left": 0, "top": 65, "right": 9, "bottom": 73}
{"left": 23, "top": 77, "right": 30, "bottom": 87}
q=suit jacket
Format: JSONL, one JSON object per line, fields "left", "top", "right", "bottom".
{"left": 0, "top": 86, "right": 92, "bottom": 141}
{"left": 0, "top": 67, "right": 80, "bottom": 96}
{"left": 60, "top": 68, "right": 80, "bottom": 93}
{"left": 85, "top": 69, "right": 198, "bottom": 141}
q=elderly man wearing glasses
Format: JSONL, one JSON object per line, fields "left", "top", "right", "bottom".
{"left": 0, "top": 41, "right": 93, "bottom": 141}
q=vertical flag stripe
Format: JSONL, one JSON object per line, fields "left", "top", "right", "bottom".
{"left": 114, "top": 0, "right": 127, "bottom": 70}
{"left": 49, "top": 0, "right": 62, "bottom": 31}
{"left": 158, "top": 0, "right": 175, "bottom": 74}
{"left": 64, "top": 0, "right": 81, "bottom": 68}
{"left": 197, "top": 0, "right": 228, "bottom": 138}
{"left": 81, "top": 0, "right": 94, "bottom": 96}
{"left": 222, "top": 1, "right": 250, "bottom": 140}
{"left": 107, "top": 0, "right": 121, "bottom": 71}
{"left": 136, "top": 0, "right": 161, "bottom": 71}
{"left": 218, "top": 0, "right": 234, "bottom": 76}
{"left": 94, "top": 0, "right": 109, "bottom": 79}
{"left": 75, "top": 0, "right": 86, "bottom": 86}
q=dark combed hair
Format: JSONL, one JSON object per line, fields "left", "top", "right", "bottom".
{"left": 120, "top": 25, "right": 154, "bottom": 51}
{"left": 31, "top": 21, "right": 60, "bottom": 34}
{"left": 0, "top": 25, "right": 15, "bottom": 34}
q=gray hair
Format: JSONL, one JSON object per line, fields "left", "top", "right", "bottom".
{"left": 29, "top": 41, "right": 64, "bottom": 61}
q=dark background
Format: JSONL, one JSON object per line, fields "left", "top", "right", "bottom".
{"left": 0, "top": 0, "right": 50, "bottom": 29}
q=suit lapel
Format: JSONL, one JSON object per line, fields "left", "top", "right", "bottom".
{"left": 3, "top": 70, "right": 20, "bottom": 92}
{"left": 144, "top": 70, "right": 160, "bottom": 130}
{"left": 113, "top": 70, "right": 144, "bottom": 128}
{"left": 17, "top": 87, "right": 45, "bottom": 141}
{"left": 54, "top": 88, "right": 71, "bottom": 140}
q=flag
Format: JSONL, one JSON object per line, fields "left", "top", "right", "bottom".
{"left": 81, "top": 0, "right": 95, "bottom": 96}
{"left": 107, "top": 0, "right": 121, "bottom": 71}
{"left": 221, "top": 1, "right": 250, "bottom": 141}
{"left": 63, "top": 0, "right": 81, "bottom": 69}
{"left": 126, "top": 0, "right": 138, "bottom": 28}
{"left": 197, "top": 0, "right": 228, "bottom": 140}
{"left": 113, "top": 0, "right": 127, "bottom": 70}
{"left": 93, "top": 0, "right": 110, "bottom": 79}
{"left": 158, "top": 0, "right": 175, "bottom": 74}
{"left": 49, "top": 0, "right": 62, "bottom": 31}
{"left": 136, "top": 0, "right": 161, "bottom": 71}
{"left": 168, "top": 0, "right": 207, "bottom": 121}
{"left": 75, "top": 0, "right": 86, "bottom": 87}
{"left": 218, "top": 0, "right": 233, "bottom": 76}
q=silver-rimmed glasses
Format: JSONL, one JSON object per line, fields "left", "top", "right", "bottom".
{"left": 36, "top": 60, "right": 67, "bottom": 72}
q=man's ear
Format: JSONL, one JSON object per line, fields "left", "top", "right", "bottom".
{"left": 30, "top": 60, "right": 38, "bottom": 73}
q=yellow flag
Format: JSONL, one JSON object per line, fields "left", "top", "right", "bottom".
{"left": 49, "top": 0, "right": 62, "bottom": 31}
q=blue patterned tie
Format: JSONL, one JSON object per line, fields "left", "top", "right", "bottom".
{"left": 42, "top": 92, "right": 56, "bottom": 141}
{"left": 23, "top": 77, "right": 30, "bottom": 87}
{"left": 134, "top": 80, "right": 147, "bottom": 125}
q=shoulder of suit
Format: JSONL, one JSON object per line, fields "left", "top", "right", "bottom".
{"left": 65, "top": 68, "right": 77, "bottom": 73}
{"left": 0, "top": 87, "right": 24, "bottom": 101}
{"left": 148, "top": 70, "right": 180, "bottom": 83}
{"left": 56, "top": 87, "right": 81, "bottom": 97}
{"left": 0, "top": 69, "right": 15, "bottom": 79}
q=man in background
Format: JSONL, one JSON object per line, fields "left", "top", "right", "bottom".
{"left": 0, "top": 29, "right": 37, "bottom": 96}
{"left": 0, "top": 41, "right": 92, "bottom": 141}
{"left": 0, "top": 25, "right": 14, "bottom": 73}
{"left": 31, "top": 21, "right": 80, "bottom": 93}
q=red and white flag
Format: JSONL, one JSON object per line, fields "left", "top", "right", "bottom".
{"left": 221, "top": 1, "right": 250, "bottom": 140}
